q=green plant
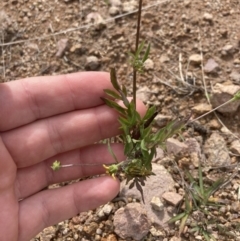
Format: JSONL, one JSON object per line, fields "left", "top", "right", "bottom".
{"left": 101, "top": 68, "right": 186, "bottom": 201}
{"left": 51, "top": 0, "right": 187, "bottom": 202}
{"left": 168, "top": 164, "right": 225, "bottom": 240}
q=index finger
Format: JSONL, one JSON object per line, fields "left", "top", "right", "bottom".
{"left": 0, "top": 72, "right": 112, "bottom": 131}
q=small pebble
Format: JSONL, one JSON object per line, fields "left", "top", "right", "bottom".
{"left": 189, "top": 54, "right": 202, "bottom": 65}
{"left": 96, "top": 228, "right": 102, "bottom": 235}
{"left": 85, "top": 56, "right": 100, "bottom": 70}
{"left": 150, "top": 196, "right": 164, "bottom": 211}
{"left": 143, "top": 58, "right": 154, "bottom": 70}
{"left": 62, "top": 228, "right": 68, "bottom": 235}
{"left": 74, "top": 234, "right": 79, "bottom": 240}
{"left": 203, "top": 12, "right": 213, "bottom": 21}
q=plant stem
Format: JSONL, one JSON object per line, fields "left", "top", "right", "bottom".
{"left": 133, "top": 0, "right": 143, "bottom": 107}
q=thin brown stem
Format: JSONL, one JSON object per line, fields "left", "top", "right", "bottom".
{"left": 133, "top": 0, "right": 143, "bottom": 107}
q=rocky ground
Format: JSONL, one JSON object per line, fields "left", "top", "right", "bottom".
{"left": 1, "top": 0, "right": 240, "bottom": 240}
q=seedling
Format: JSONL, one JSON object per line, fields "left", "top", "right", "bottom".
{"left": 168, "top": 164, "right": 225, "bottom": 240}
{"left": 51, "top": 0, "right": 187, "bottom": 202}
{"left": 101, "top": 67, "right": 188, "bottom": 200}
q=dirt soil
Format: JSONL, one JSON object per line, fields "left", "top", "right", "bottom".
{"left": 1, "top": 0, "right": 240, "bottom": 240}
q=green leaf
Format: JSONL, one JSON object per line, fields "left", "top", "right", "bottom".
{"left": 102, "top": 98, "right": 127, "bottom": 115}
{"left": 127, "top": 101, "right": 138, "bottom": 125}
{"left": 190, "top": 226, "right": 200, "bottom": 233}
{"left": 142, "top": 126, "right": 152, "bottom": 139}
{"left": 142, "top": 106, "right": 156, "bottom": 121}
{"left": 185, "top": 169, "right": 195, "bottom": 183}
{"left": 140, "top": 139, "right": 147, "bottom": 151}
{"left": 128, "top": 52, "right": 136, "bottom": 59}
{"left": 233, "top": 91, "right": 240, "bottom": 101}
{"left": 184, "top": 194, "right": 192, "bottom": 213}
{"left": 202, "top": 231, "right": 212, "bottom": 241}
{"left": 119, "top": 116, "right": 130, "bottom": 126}
{"left": 151, "top": 118, "right": 183, "bottom": 145}
{"left": 168, "top": 212, "right": 187, "bottom": 223}
{"left": 205, "top": 178, "right": 224, "bottom": 200}
{"left": 143, "top": 43, "right": 151, "bottom": 62}
{"left": 110, "top": 68, "right": 121, "bottom": 91}
{"left": 136, "top": 40, "right": 145, "bottom": 57}
{"left": 104, "top": 89, "right": 121, "bottom": 100}
{"left": 141, "top": 147, "right": 155, "bottom": 171}
{"left": 122, "top": 84, "right": 128, "bottom": 97}
{"left": 198, "top": 164, "right": 204, "bottom": 195}
{"left": 179, "top": 214, "right": 189, "bottom": 235}
{"left": 144, "top": 112, "right": 158, "bottom": 129}
{"left": 119, "top": 89, "right": 130, "bottom": 107}
{"left": 124, "top": 138, "right": 133, "bottom": 155}
{"left": 118, "top": 118, "right": 130, "bottom": 136}
{"left": 135, "top": 109, "right": 141, "bottom": 122}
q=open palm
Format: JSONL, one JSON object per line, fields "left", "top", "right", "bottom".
{"left": 0, "top": 72, "right": 146, "bottom": 241}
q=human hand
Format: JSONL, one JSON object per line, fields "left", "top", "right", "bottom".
{"left": 0, "top": 72, "right": 146, "bottom": 241}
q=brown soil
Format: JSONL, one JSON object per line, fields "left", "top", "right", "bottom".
{"left": 1, "top": 0, "right": 240, "bottom": 240}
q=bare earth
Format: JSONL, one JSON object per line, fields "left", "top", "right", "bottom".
{"left": 1, "top": 0, "right": 240, "bottom": 240}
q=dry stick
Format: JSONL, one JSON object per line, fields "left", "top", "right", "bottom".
{"left": 133, "top": 0, "right": 143, "bottom": 107}
{"left": 178, "top": 53, "right": 197, "bottom": 95}
{"left": 153, "top": 74, "right": 185, "bottom": 95}
{"left": 178, "top": 53, "right": 185, "bottom": 84}
{"left": 49, "top": 23, "right": 57, "bottom": 44}
{"left": 0, "top": 1, "right": 168, "bottom": 47}
{"left": 192, "top": 98, "right": 238, "bottom": 122}
{"left": 199, "top": 39, "right": 210, "bottom": 103}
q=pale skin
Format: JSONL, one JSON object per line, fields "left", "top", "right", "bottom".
{"left": 0, "top": 72, "right": 146, "bottom": 241}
